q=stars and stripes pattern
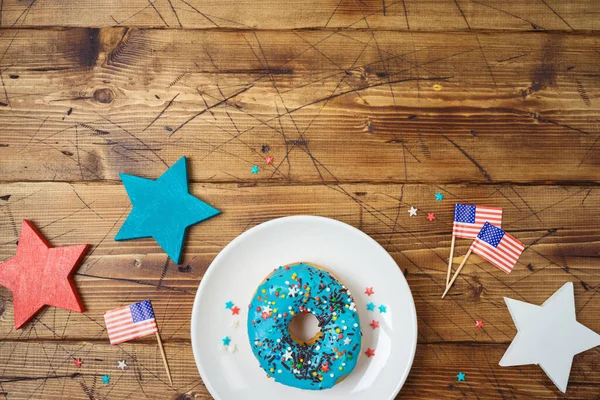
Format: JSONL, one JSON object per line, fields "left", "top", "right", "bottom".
{"left": 470, "top": 222, "right": 525, "bottom": 274}
{"left": 104, "top": 300, "right": 158, "bottom": 345}
{"left": 453, "top": 203, "right": 502, "bottom": 239}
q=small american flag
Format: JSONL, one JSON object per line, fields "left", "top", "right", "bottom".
{"left": 104, "top": 300, "right": 158, "bottom": 345}
{"left": 470, "top": 222, "right": 525, "bottom": 274}
{"left": 453, "top": 203, "right": 502, "bottom": 239}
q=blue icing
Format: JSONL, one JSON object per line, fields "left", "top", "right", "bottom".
{"left": 248, "top": 263, "right": 362, "bottom": 390}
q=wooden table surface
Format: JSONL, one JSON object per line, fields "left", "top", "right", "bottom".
{"left": 1, "top": 1, "right": 599, "bottom": 399}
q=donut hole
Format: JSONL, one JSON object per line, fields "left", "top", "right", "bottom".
{"left": 288, "top": 313, "right": 322, "bottom": 345}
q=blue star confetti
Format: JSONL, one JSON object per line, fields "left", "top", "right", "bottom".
{"left": 366, "top": 302, "right": 376, "bottom": 311}
{"left": 435, "top": 192, "right": 444, "bottom": 201}
{"left": 102, "top": 374, "right": 111, "bottom": 384}
{"left": 251, "top": 165, "right": 259, "bottom": 174}
{"left": 225, "top": 301, "right": 234, "bottom": 309}
{"left": 222, "top": 336, "right": 231, "bottom": 346}
{"left": 457, "top": 372, "right": 466, "bottom": 382}
{"left": 378, "top": 304, "right": 387, "bottom": 313}
{"left": 114, "top": 157, "right": 220, "bottom": 264}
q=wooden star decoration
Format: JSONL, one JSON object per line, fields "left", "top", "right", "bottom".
{"left": 115, "top": 156, "right": 220, "bottom": 264}
{"left": 0, "top": 220, "right": 88, "bottom": 329}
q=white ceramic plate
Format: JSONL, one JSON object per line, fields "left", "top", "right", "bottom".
{"left": 191, "top": 216, "right": 417, "bottom": 400}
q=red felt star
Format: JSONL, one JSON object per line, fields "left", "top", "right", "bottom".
{"left": 231, "top": 306, "right": 240, "bottom": 315}
{"left": 0, "top": 221, "right": 87, "bottom": 329}
{"left": 265, "top": 155, "right": 274, "bottom": 165}
{"left": 427, "top": 213, "right": 435, "bottom": 222}
{"left": 365, "top": 348, "right": 375, "bottom": 358}
{"left": 74, "top": 358, "right": 83, "bottom": 367}
{"left": 369, "top": 320, "right": 379, "bottom": 329}
{"left": 364, "top": 287, "right": 374, "bottom": 296}
{"left": 475, "top": 320, "right": 484, "bottom": 329}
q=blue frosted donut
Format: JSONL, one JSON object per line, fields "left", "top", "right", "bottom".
{"left": 248, "top": 262, "right": 362, "bottom": 390}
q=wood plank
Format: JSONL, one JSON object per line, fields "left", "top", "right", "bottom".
{"left": 0, "top": 182, "right": 597, "bottom": 342}
{"left": 1, "top": 29, "right": 599, "bottom": 183}
{"left": 0, "top": 0, "right": 598, "bottom": 31}
{"left": 0, "top": 340, "right": 597, "bottom": 399}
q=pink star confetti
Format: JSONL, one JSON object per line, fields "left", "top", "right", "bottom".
{"left": 369, "top": 320, "right": 379, "bottom": 330}
{"left": 364, "top": 287, "right": 374, "bottom": 296}
{"left": 74, "top": 358, "right": 83, "bottom": 367}
{"left": 261, "top": 312, "right": 269, "bottom": 320}
{"left": 231, "top": 306, "right": 240, "bottom": 315}
{"left": 427, "top": 213, "right": 435, "bottom": 222}
{"left": 265, "top": 155, "right": 274, "bottom": 165}
{"left": 365, "top": 348, "right": 375, "bottom": 358}
{"left": 475, "top": 320, "right": 484, "bottom": 329}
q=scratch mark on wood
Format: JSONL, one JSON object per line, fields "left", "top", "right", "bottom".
{"left": 538, "top": 0, "right": 573, "bottom": 30}
{"left": 165, "top": 0, "right": 182, "bottom": 27}
{"left": 143, "top": 93, "right": 179, "bottom": 131}
{"left": 147, "top": 0, "right": 169, "bottom": 27}
{"left": 442, "top": 134, "right": 492, "bottom": 181}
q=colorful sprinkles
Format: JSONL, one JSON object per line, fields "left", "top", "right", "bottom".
{"left": 248, "top": 263, "right": 362, "bottom": 390}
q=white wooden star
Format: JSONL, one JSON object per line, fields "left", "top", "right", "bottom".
{"left": 117, "top": 360, "right": 127, "bottom": 370}
{"left": 499, "top": 282, "right": 600, "bottom": 393}
{"left": 408, "top": 206, "right": 417, "bottom": 217}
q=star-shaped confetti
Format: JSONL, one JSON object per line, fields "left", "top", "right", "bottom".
{"left": 282, "top": 349, "right": 293, "bottom": 361}
{"left": 225, "top": 301, "right": 234, "bottom": 309}
{"left": 475, "top": 320, "right": 484, "bottom": 329}
{"left": 408, "top": 206, "right": 418, "bottom": 217}
{"left": 231, "top": 306, "right": 240, "bottom": 315}
{"left": 435, "top": 192, "right": 444, "bottom": 201}
{"left": 364, "top": 287, "right": 374, "bottom": 296}
{"left": 231, "top": 320, "right": 239, "bottom": 329}
{"left": 229, "top": 344, "right": 238, "bottom": 353}
{"left": 288, "top": 286, "right": 299, "bottom": 297}
{"left": 0, "top": 220, "right": 88, "bottom": 329}
{"left": 343, "top": 337, "right": 352, "bottom": 345}
{"left": 261, "top": 144, "right": 270, "bottom": 153}
{"left": 427, "top": 213, "right": 435, "bottom": 222}
{"left": 74, "top": 358, "right": 83, "bottom": 367}
{"left": 321, "top": 363, "right": 330, "bottom": 373}
{"left": 366, "top": 302, "right": 376, "bottom": 311}
{"left": 222, "top": 336, "right": 231, "bottom": 346}
{"left": 263, "top": 305, "right": 272, "bottom": 314}
{"left": 261, "top": 312, "right": 269, "bottom": 320}
{"left": 457, "top": 372, "right": 466, "bottom": 381}
{"left": 102, "top": 374, "right": 111, "bottom": 384}
{"left": 251, "top": 165, "right": 259, "bottom": 174}
{"left": 369, "top": 320, "right": 380, "bottom": 329}
{"left": 117, "top": 360, "right": 127, "bottom": 370}
{"left": 365, "top": 348, "right": 375, "bottom": 358}
{"left": 378, "top": 304, "right": 387, "bottom": 313}
{"left": 114, "top": 157, "right": 220, "bottom": 264}
{"left": 265, "top": 155, "right": 274, "bottom": 165}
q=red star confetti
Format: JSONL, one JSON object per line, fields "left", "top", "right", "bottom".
{"left": 265, "top": 155, "right": 274, "bottom": 165}
{"left": 321, "top": 363, "right": 330, "bottom": 373}
{"left": 475, "top": 320, "right": 484, "bottom": 329}
{"left": 0, "top": 220, "right": 88, "bottom": 329}
{"left": 427, "top": 213, "right": 435, "bottom": 222}
{"left": 74, "top": 358, "right": 83, "bottom": 367}
{"left": 261, "top": 312, "right": 269, "bottom": 320}
{"left": 364, "top": 287, "right": 374, "bottom": 296}
{"left": 369, "top": 320, "right": 379, "bottom": 329}
{"left": 231, "top": 306, "right": 240, "bottom": 315}
{"left": 365, "top": 348, "right": 375, "bottom": 358}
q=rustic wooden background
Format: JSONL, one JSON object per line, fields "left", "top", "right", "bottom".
{"left": 1, "top": 0, "right": 599, "bottom": 399}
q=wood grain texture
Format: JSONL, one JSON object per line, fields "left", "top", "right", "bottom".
{"left": 0, "top": 182, "right": 597, "bottom": 346}
{"left": 1, "top": 1, "right": 599, "bottom": 399}
{"left": 0, "top": 340, "right": 597, "bottom": 400}
{"left": 1, "top": 28, "right": 599, "bottom": 184}
{"left": 0, "top": 0, "right": 599, "bottom": 30}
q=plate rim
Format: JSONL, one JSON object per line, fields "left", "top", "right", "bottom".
{"left": 191, "top": 215, "right": 418, "bottom": 400}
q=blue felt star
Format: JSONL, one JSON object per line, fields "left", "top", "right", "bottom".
{"left": 457, "top": 372, "right": 466, "bottom": 381}
{"left": 114, "top": 157, "right": 220, "bottom": 264}
{"left": 222, "top": 336, "right": 231, "bottom": 346}
{"left": 378, "top": 304, "right": 387, "bottom": 313}
{"left": 435, "top": 192, "right": 444, "bottom": 201}
{"left": 251, "top": 165, "right": 259, "bottom": 174}
{"left": 225, "top": 301, "right": 234, "bottom": 309}
{"left": 366, "top": 302, "right": 376, "bottom": 311}
{"left": 102, "top": 374, "right": 111, "bottom": 384}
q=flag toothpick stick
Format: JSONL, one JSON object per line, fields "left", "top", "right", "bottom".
{"left": 155, "top": 331, "right": 173, "bottom": 385}
{"left": 446, "top": 236, "right": 456, "bottom": 287}
{"left": 442, "top": 249, "right": 472, "bottom": 299}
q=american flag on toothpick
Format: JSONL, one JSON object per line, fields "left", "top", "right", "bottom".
{"left": 104, "top": 300, "right": 158, "bottom": 345}
{"left": 470, "top": 222, "right": 525, "bottom": 274}
{"left": 104, "top": 300, "right": 172, "bottom": 384}
{"left": 453, "top": 203, "right": 502, "bottom": 239}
